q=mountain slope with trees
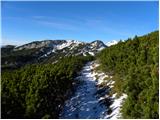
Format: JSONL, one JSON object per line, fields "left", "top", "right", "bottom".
{"left": 1, "top": 40, "right": 106, "bottom": 71}
{"left": 1, "top": 56, "right": 94, "bottom": 118}
{"left": 97, "top": 31, "right": 159, "bottom": 118}
{"left": 1, "top": 31, "right": 159, "bottom": 119}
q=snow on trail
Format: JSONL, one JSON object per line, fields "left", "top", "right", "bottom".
{"left": 60, "top": 61, "right": 127, "bottom": 119}
{"left": 60, "top": 62, "right": 107, "bottom": 119}
{"left": 104, "top": 93, "right": 127, "bottom": 119}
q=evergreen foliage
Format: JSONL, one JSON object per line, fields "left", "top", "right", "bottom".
{"left": 1, "top": 55, "right": 94, "bottom": 118}
{"left": 97, "top": 31, "right": 159, "bottom": 119}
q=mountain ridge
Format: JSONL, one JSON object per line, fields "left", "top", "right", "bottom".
{"left": 1, "top": 39, "right": 107, "bottom": 70}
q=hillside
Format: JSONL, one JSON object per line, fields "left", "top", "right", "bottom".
{"left": 97, "top": 31, "right": 159, "bottom": 118}
{"left": 1, "top": 56, "right": 94, "bottom": 118}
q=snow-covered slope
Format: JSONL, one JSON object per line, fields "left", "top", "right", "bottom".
{"left": 13, "top": 40, "right": 107, "bottom": 60}
{"left": 2, "top": 39, "right": 107, "bottom": 65}
{"left": 56, "top": 40, "right": 81, "bottom": 50}
{"left": 14, "top": 40, "right": 79, "bottom": 51}
{"left": 106, "top": 40, "right": 118, "bottom": 47}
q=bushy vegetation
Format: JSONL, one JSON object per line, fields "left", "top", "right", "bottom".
{"left": 97, "top": 31, "right": 159, "bottom": 118}
{"left": 1, "top": 55, "right": 94, "bottom": 118}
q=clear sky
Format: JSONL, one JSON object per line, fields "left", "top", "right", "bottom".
{"left": 1, "top": 1, "right": 158, "bottom": 45}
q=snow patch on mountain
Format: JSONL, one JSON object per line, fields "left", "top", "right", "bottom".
{"left": 56, "top": 40, "right": 81, "bottom": 50}
{"left": 97, "top": 46, "right": 105, "bottom": 51}
{"left": 13, "top": 39, "right": 107, "bottom": 60}
{"left": 88, "top": 52, "right": 95, "bottom": 56}
{"left": 106, "top": 40, "right": 118, "bottom": 47}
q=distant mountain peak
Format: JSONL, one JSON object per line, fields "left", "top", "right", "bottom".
{"left": 3, "top": 39, "right": 107, "bottom": 65}
{"left": 14, "top": 39, "right": 106, "bottom": 53}
{"left": 2, "top": 39, "right": 107, "bottom": 68}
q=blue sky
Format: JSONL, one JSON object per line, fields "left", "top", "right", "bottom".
{"left": 1, "top": 1, "right": 158, "bottom": 45}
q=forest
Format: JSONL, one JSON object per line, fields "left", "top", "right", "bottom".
{"left": 97, "top": 31, "right": 159, "bottom": 118}
{"left": 1, "top": 55, "right": 94, "bottom": 118}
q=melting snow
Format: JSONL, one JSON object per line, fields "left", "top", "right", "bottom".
{"left": 60, "top": 61, "right": 127, "bottom": 119}
{"left": 88, "top": 52, "right": 95, "bottom": 56}
{"left": 91, "top": 62, "right": 127, "bottom": 119}
{"left": 60, "top": 62, "right": 107, "bottom": 119}
{"left": 104, "top": 93, "right": 127, "bottom": 119}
